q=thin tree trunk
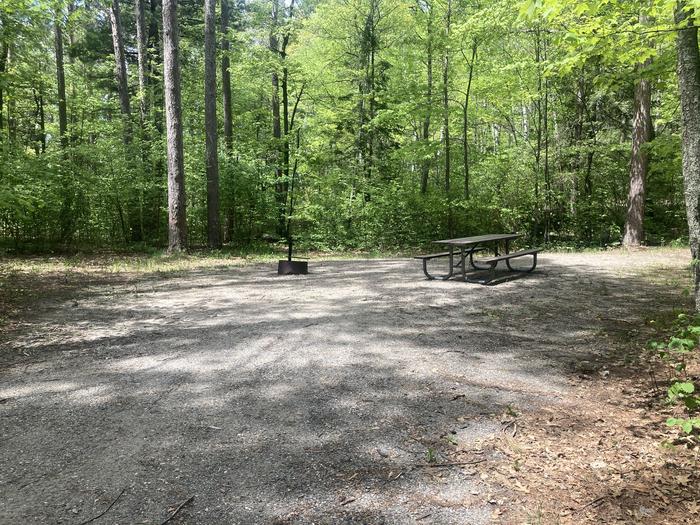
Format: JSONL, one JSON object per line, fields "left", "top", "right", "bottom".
{"left": 622, "top": 71, "right": 652, "bottom": 246}
{"left": 34, "top": 88, "right": 46, "bottom": 153}
{"left": 442, "top": 0, "right": 451, "bottom": 196}
{"left": 367, "top": 9, "right": 376, "bottom": 197}
{"left": 420, "top": 2, "right": 433, "bottom": 194}
{"left": 675, "top": 1, "right": 700, "bottom": 310}
{"left": 221, "top": 0, "right": 233, "bottom": 152}
{"left": 534, "top": 28, "right": 542, "bottom": 202}
{"left": 442, "top": 0, "right": 452, "bottom": 235}
{"left": 543, "top": 40, "right": 551, "bottom": 242}
{"left": 463, "top": 40, "right": 476, "bottom": 200}
{"left": 108, "top": 0, "right": 132, "bottom": 143}
{"left": 55, "top": 14, "right": 72, "bottom": 242}
{"left": 135, "top": 0, "right": 149, "bottom": 127}
{"left": 282, "top": 65, "right": 290, "bottom": 219}
{"left": 281, "top": 2, "right": 295, "bottom": 237}
{"left": 0, "top": 42, "right": 7, "bottom": 136}
{"left": 148, "top": 0, "right": 165, "bottom": 241}
{"left": 162, "top": 0, "right": 187, "bottom": 251}
{"left": 205, "top": 0, "right": 221, "bottom": 248}
{"left": 55, "top": 21, "right": 68, "bottom": 150}
{"left": 221, "top": 0, "right": 235, "bottom": 244}
{"left": 271, "top": 0, "right": 285, "bottom": 235}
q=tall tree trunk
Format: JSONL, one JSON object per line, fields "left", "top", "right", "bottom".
{"left": 55, "top": 15, "right": 71, "bottom": 241}
{"left": 34, "top": 88, "right": 46, "bottom": 153}
{"left": 543, "top": 42, "right": 551, "bottom": 242}
{"left": 148, "top": 0, "right": 165, "bottom": 241}
{"left": 205, "top": 0, "right": 221, "bottom": 248}
{"left": 221, "top": 0, "right": 235, "bottom": 243}
{"left": 420, "top": 2, "right": 433, "bottom": 195}
{"left": 534, "top": 28, "right": 542, "bottom": 202}
{"left": 367, "top": 8, "right": 376, "bottom": 199}
{"left": 442, "top": 0, "right": 451, "bottom": 196}
{"left": 135, "top": 0, "right": 149, "bottom": 127}
{"left": 162, "top": 0, "right": 187, "bottom": 251}
{"left": 271, "top": 0, "right": 285, "bottom": 235}
{"left": 0, "top": 42, "right": 7, "bottom": 137}
{"left": 463, "top": 40, "right": 476, "bottom": 200}
{"left": 442, "top": 0, "right": 452, "bottom": 235}
{"left": 281, "top": 2, "right": 295, "bottom": 239}
{"left": 221, "top": 0, "right": 233, "bottom": 152}
{"left": 282, "top": 64, "right": 290, "bottom": 218}
{"left": 108, "top": 0, "right": 132, "bottom": 143}
{"left": 622, "top": 71, "right": 652, "bottom": 246}
{"left": 675, "top": 1, "right": 700, "bottom": 310}
{"left": 55, "top": 21, "right": 68, "bottom": 150}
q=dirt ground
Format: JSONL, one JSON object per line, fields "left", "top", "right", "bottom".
{"left": 0, "top": 249, "right": 695, "bottom": 524}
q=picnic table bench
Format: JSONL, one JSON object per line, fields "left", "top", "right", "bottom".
{"left": 414, "top": 233, "right": 540, "bottom": 284}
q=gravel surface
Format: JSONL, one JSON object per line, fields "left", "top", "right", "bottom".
{"left": 0, "top": 249, "right": 689, "bottom": 524}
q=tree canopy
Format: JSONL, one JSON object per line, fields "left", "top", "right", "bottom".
{"left": 0, "top": 0, "right": 696, "bottom": 252}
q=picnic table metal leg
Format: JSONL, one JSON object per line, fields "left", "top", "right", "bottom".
{"left": 469, "top": 243, "right": 492, "bottom": 270}
{"left": 421, "top": 253, "right": 456, "bottom": 280}
{"left": 505, "top": 252, "right": 538, "bottom": 272}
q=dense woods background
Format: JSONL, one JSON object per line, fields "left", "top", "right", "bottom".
{"left": 0, "top": 0, "right": 697, "bottom": 252}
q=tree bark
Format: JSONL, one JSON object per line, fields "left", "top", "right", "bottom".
{"left": 135, "top": 0, "right": 149, "bottom": 127}
{"left": 162, "top": 0, "right": 187, "bottom": 251}
{"left": 34, "top": 88, "right": 46, "bottom": 153}
{"left": 0, "top": 42, "right": 7, "bottom": 136}
{"left": 205, "top": 0, "right": 221, "bottom": 248}
{"left": 221, "top": 0, "right": 233, "bottom": 152}
{"left": 420, "top": 1, "right": 433, "bottom": 195}
{"left": 442, "top": 0, "right": 452, "bottom": 236}
{"left": 221, "top": 0, "right": 235, "bottom": 243}
{"left": 271, "top": 0, "right": 287, "bottom": 235}
{"left": 54, "top": 20, "right": 68, "bottom": 150}
{"left": 442, "top": 0, "right": 451, "bottom": 197}
{"left": 142, "top": 0, "right": 165, "bottom": 242}
{"left": 463, "top": 40, "right": 476, "bottom": 200}
{"left": 108, "top": 0, "right": 132, "bottom": 143}
{"left": 622, "top": 72, "right": 652, "bottom": 246}
{"left": 675, "top": 1, "right": 700, "bottom": 310}
{"left": 55, "top": 14, "right": 72, "bottom": 242}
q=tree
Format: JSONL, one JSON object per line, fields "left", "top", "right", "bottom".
{"left": 622, "top": 70, "right": 652, "bottom": 246}
{"left": 442, "top": 0, "right": 452, "bottom": 235}
{"left": 162, "top": 0, "right": 187, "bottom": 251}
{"left": 461, "top": 39, "right": 477, "bottom": 199}
{"left": 270, "top": 0, "right": 284, "bottom": 234}
{"left": 623, "top": 10, "right": 654, "bottom": 247}
{"left": 54, "top": 13, "right": 67, "bottom": 150}
{"left": 0, "top": 41, "right": 7, "bottom": 137}
{"left": 205, "top": 0, "right": 221, "bottom": 248}
{"left": 0, "top": 0, "right": 690, "bottom": 253}
{"left": 108, "top": 0, "right": 132, "bottom": 143}
{"left": 675, "top": 0, "right": 700, "bottom": 309}
{"left": 417, "top": 0, "right": 434, "bottom": 194}
{"left": 135, "top": 0, "right": 149, "bottom": 127}
{"left": 221, "top": 0, "right": 234, "bottom": 152}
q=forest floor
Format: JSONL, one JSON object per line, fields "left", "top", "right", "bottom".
{"left": 0, "top": 248, "right": 698, "bottom": 524}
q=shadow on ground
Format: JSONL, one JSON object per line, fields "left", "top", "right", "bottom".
{"left": 0, "top": 251, "right": 688, "bottom": 524}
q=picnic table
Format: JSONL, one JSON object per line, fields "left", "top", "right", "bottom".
{"left": 414, "top": 233, "right": 540, "bottom": 284}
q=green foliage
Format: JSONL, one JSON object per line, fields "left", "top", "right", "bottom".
{"left": 651, "top": 313, "right": 700, "bottom": 437}
{"left": 0, "top": 0, "right": 689, "bottom": 252}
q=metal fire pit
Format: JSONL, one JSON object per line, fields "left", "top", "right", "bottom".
{"left": 278, "top": 260, "right": 308, "bottom": 275}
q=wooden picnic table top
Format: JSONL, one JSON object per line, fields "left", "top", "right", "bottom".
{"left": 432, "top": 233, "right": 521, "bottom": 246}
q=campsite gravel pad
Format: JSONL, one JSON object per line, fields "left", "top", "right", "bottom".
{"left": 0, "top": 249, "right": 688, "bottom": 524}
